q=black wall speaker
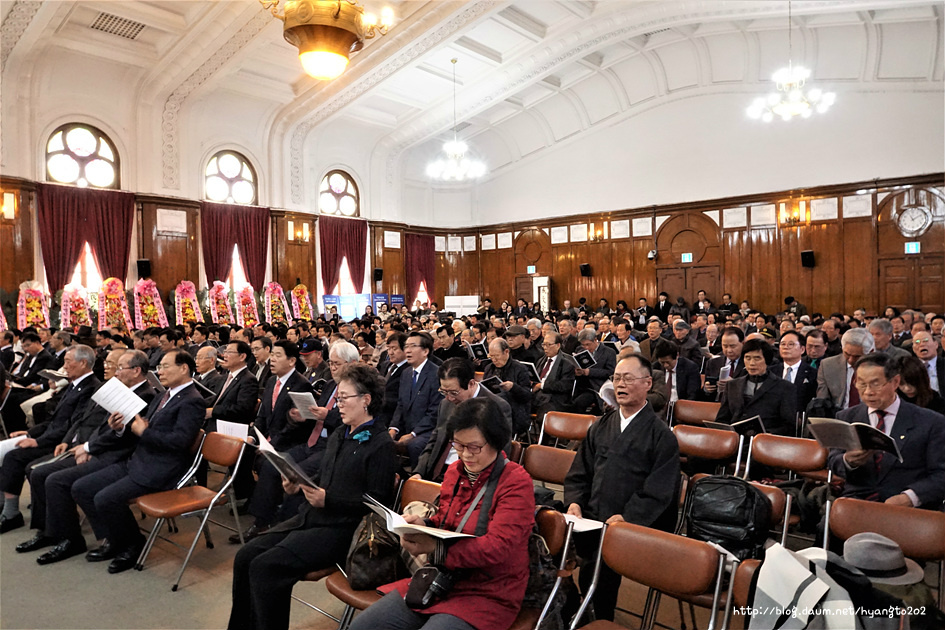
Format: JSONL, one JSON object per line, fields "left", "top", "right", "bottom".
{"left": 137, "top": 259, "right": 152, "bottom": 278}
{"left": 579, "top": 263, "right": 591, "bottom": 277}
{"left": 373, "top": 268, "right": 384, "bottom": 282}
{"left": 800, "top": 250, "right": 815, "bottom": 268}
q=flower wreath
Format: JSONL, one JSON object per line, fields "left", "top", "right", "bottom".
{"left": 264, "top": 282, "right": 291, "bottom": 324}
{"left": 175, "top": 280, "right": 204, "bottom": 324}
{"left": 61, "top": 284, "right": 92, "bottom": 331}
{"left": 97, "top": 277, "right": 133, "bottom": 333}
{"left": 208, "top": 281, "right": 234, "bottom": 325}
{"left": 290, "top": 284, "right": 314, "bottom": 321}
{"left": 17, "top": 280, "right": 50, "bottom": 328}
{"left": 236, "top": 286, "right": 259, "bottom": 328}
{"left": 134, "top": 278, "right": 169, "bottom": 329}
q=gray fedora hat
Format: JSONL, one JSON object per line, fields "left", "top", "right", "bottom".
{"left": 842, "top": 532, "right": 924, "bottom": 585}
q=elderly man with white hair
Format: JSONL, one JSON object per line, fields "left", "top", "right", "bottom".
{"left": 868, "top": 318, "right": 910, "bottom": 361}
{"left": 815, "top": 328, "right": 875, "bottom": 411}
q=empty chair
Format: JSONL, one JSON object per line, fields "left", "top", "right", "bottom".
{"left": 522, "top": 444, "right": 577, "bottom": 486}
{"left": 670, "top": 400, "right": 722, "bottom": 427}
{"left": 673, "top": 424, "right": 743, "bottom": 476}
{"left": 827, "top": 497, "right": 945, "bottom": 608}
{"left": 731, "top": 559, "right": 761, "bottom": 630}
{"left": 134, "top": 431, "right": 246, "bottom": 591}
{"left": 539, "top": 411, "right": 598, "bottom": 446}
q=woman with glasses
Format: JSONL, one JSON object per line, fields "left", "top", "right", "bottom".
{"left": 350, "top": 397, "right": 534, "bottom": 630}
{"left": 227, "top": 364, "right": 396, "bottom": 630}
{"left": 715, "top": 338, "right": 797, "bottom": 436}
{"left": 896, "top": 354, "right": 945, "bottom": 415}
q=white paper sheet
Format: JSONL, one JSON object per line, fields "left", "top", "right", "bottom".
{"left": 563, "top": 514, "right": 604, "bottom": 532}
{"left": 288, "top": 392, "right": 319, "bottom": 420}
{"left": 0, "top": 435, "right": 27, "bottom": 465}
{"left": 216, "top": 420, "right": 249, "bottom": 442}
{"left": 91, "top": 377, "right": 148, "bottom": 426}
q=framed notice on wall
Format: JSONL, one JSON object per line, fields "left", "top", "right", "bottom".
{"left": 497, "top": 232, "right": 513, "bottom": 249}
{"left": 843, "top": 195, "right": 872, "bottom": 218}
{"left": 569, "top": 224, "right": 588, "bottom": 242}
{"left": 481, "top": 234, "right": 496, "bottom": 250}
{"left": 157, "top": 208, "right": 188, "bottom": 234}
{"left": 384, "top": 230, "right": 401, "bottom": 249}
{"left": 809, "top": 198, "right": 839, "bottom": 221}
{"left": 550, "top": 226, "right": 568, "bottom": 244}
{"left": 610, "top": 220, "right": 630, "bottom": 239}
{"left": 447, "top": 236, "right": 462, "bottom": 252}
{"left": 434, "top": 236, "right": 446, "bottom": 252}
{"left": 722, "top": 207, "right": 748, "bottom": 229}
{"left": 631, "top": 217, "right": 652, "bottom": 237}
{"left": 463, "top": 236, "right": 477, "bottom": 252}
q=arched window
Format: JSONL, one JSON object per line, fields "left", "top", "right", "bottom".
{"left": 205, "top": 150, "right": 257, "bottom": 205}
{"left": 319, "top": 170, "right": 359, "bottom": 216}
{"left": 46, "top": 123, "right": 120, "bottom": 189}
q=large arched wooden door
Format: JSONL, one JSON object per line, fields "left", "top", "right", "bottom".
{"left": 654, "top": 213, "right": 722, "bottom": 306}
{"left": 513, "top": 228, "right": 552, "bottom": 302}
{"left": 876, "top": 187, "right": 945, "bottom": 313}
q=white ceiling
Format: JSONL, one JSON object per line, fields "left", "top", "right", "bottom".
{"left": 1, "top": 0, "right": 942, "bottom": 211}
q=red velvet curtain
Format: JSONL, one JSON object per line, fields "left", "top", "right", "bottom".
{"left": 344, "top": 219, "right": 368, "bottom": 293}
{"left": 37, "top": 184, "right": 134, "bottom": 293}
{"left": 404, "top": 233, "right": 435, "bottom": 304}
{"left": 200, "top": 202, "right": 270, "bottom": 289}
{"left": 319, "top": 216, "right": 368, "bottom": 294}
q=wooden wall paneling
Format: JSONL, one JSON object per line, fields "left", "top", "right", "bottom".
{"left": 463, "top": 249, "right": 481, "bottom": 298}
{"left": 841, "top": 219, "right": 874, "bottom": 314}
{"left": 610, "top": 240, "right": 634, "bottom": 304}
{"left": 632, "top": 239, "right": 657, "bottom": 303}
{"left": 139, "top": 200, "right": 199, "bottom": 298}
{"left": 807, "top": 222, "right": 844, "bottom": 315}
{"left": 749, "top": 227, "right": 781, "bottom": 314}
{"left": 373, "top": 227, "right": 404, "bottom": 297}
{"left": 778, "top": 225, "right": 813, "bottom": 313}
{"left": 0, "top": 181, "right": 35, "bottom": 297}
{"left": 272, "top": 212, "right": 316, "bottom": 290}
{"left": 480, "top": 248, "right": 513, "bottom": 305}
{"left": 721, "top": 230, "right": 750, "bottom": 307}
{"left": 917, "top": 257, "right": 944, "bottom": 313}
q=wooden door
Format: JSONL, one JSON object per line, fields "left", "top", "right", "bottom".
{"left": 917, "top": 257, "right": 944, "bottom": 313}
{"left": 688, "top": 267, "right": 720, "bottom": 305}
{"left": 879, "top": 259, "right": 914, "bottom": 311}
{"left": 515, "top": 276, "right": 533, "bottom": 304}
{"left": 656, "top": 268, "right": 686, "bottom": 303}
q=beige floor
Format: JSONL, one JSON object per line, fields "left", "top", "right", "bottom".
{"left": 0, "top": 484, "right": 715, "bottom": 630}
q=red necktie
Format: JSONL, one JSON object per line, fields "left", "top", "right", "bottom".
{"left": 873, "top": 410, "right": 886, "bottom": 471}
{"left": 848, "top": 377, "right": 860, "bottom": 408}
{"left": 307, "top": 388, "right": 336, "bottom": 448}
{"left": 539, "top": 358, "right": 553, "bottom": 380}
{"left": 155, "top": 389, "right": 171, "bottom": 413}
{"left": 271, "top": 378, "right": 281, "bottom": 410}
{"left": 217, "top": 373, "right": 234, "bottom": 400}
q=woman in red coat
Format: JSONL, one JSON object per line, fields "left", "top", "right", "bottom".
{"left": 349, "top": 397, "right": 535, "bottom": 630}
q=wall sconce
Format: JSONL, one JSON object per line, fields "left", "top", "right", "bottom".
{"left": 588, "top": 222, "right": 605, "bottom": 241}
{"left": 287, "top": 220, "right": 310, "bottom": 243}
{"left": 779, "top": 200, "right": 806, "bottom": 227}
{"left": 1, "top": 192, "right": 15, "bottom": 220}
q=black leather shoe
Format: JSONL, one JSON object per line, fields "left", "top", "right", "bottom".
{"left": 86, "top": 540, "right": 117, "bottom": 562}
{"left": 16, "top": 532, "right": 56, "bottom": 553}
{"left": 0, "top": 513, "right": 24, "bottom": 534}
{"left": 37, "top": 538, "right": 87, "bottom": 565}
{"left": 228, "top": 523, "right": 268, "bottom": 545}
{"left": 107, "top": 547, "right": 142, "bottom": 574}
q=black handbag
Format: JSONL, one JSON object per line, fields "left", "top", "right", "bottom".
{"left": 345, "top": 512, "right": 409, "bottom": 590}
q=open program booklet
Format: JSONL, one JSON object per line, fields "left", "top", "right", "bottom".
{"left": 363, "top": 494, "right": 473, "bottom": 539}
{"left": 808, "top": 417, "right": 903, "bottom": 462}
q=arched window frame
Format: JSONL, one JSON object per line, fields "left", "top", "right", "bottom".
{"left": 318, "top": 169, "right": 360, "bottom": 217}
{"left": 204, "top": 150, "right": 258, "bottom": 205}
{"left": 45, "top": 123, "right": 120, "bottom": 189}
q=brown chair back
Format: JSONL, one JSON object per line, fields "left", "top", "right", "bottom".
{"left": 829, "top": 497, "right": 945, "bottom": 560}
{"left": 749, "top": 434, "right": 826, "bottom": 473}
{"left": 732, "top": 558, "right": 761, "bottom": 609}
{"left": 749, "top": 482, "right": 787, "bottom": 528}
{"left": 673, "top": 425, "right": 739, "bottom": 460}
{"left": 190, "top": 429, "right": 206, "bottom": 455}
{"left": 400, "top": 478, "right": 442, "bottom": 510}
{"left": 672, "top": 400, "right": 722, "bottom": 426}
{"left": 536, "top": 508, "right": 568, "bottom": 557}
{"left": 543, "top": 411, "right": 597, "bottom": 441}
{"left": 522, "top": 445, "right": 576, "bottom": 485}
{"left": 602, "top": 522, "right": 719, "bottom": 596}
{"left": 509, "top": 440, "right": 524, "bottom": 464}
{"left": 203, "top": 432, "right": 246, "bottom": 467}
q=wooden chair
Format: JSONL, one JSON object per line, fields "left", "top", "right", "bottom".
{"left": 731, "top": 559, "right": 761, "bottom": 630}
{"left": 673, "top": 424, "right": 744, "bottom": 476}
{"left": 538, "top": 411, "right": 598, "bottom": 447}
{"left": 134, "top": 431, "right": 246, "bottom": 591}
{"left": 325, "top": 479, "right": 444, "bottom": 629}
{"left": 510, "top": 508, "right": 573, "bottom": 630}
{"left": 826, "top": 497, "right": 945, "bottom": 608}
{"left": 669, "top": 400, "right": 722, "bottom": 427}
{"left": 575, "top": 522, "right": 726, "bottom": 630}
{"left": 509, "top": 439, "right": 524, "bottom": 464}
{"left": 522, "top": 444, "right": 576, "bottom": 486}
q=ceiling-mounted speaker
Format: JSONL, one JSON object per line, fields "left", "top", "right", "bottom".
{"left": 579, "top": 263, "right": 591, "bottom": 277}
{"left": 137, "top": 259, "right": 152, "bottom": 278}
{"left": 373, "top": 268, "right": 383, "bottom": 282}
{"left": 801, "top": 250, "right": 815, "bottom": 268}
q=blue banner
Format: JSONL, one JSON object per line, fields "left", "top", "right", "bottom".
{"left": 322, "top": 294, "right": 340, "bottom": 318}
{"left": 391, "top": 294, "right": 406, "bottom": 307}
{"left": 372, "top": 294, "right": 389, "bottom": 313}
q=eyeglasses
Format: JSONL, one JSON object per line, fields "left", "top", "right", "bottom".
{"left": 336, "top": 393, "right": 364, "bottom": 405}
{"left": 913, "top": 337, "right": 934, "bottom": 345}
{"left": 328, "top": 360, "right": 345, "bottom": 368}
{"left": 451, "top": 440, "right": 485, "bottom": 454}
{"left": 404, "top": 343, "right": 422, "bottom": 349}
{"left": 438, "top": 388, "right": 463, "bottom": 397}
{"left": 854, "top": 379, "right": 889, "bottom": 392}
{"left": 612, "top": 374, "right": 649, "bottom": 384}
{"left": 156, "top": 363, "right": 175, "bottom": 372}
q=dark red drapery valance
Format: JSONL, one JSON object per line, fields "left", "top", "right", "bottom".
{"left": 318, "top": 215, "right": 368, "bottom": 294}
{"left": 404, "top": 233, "right": 435, "bottom": 305}
{"left": 200, "top": 202, "right": 270, "bottom": 290}
{"left": 37, "top": 184, "right": 135, "bottom": 292}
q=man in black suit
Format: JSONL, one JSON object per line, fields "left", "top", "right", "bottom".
{"left": 299, "top": 337, "right": 330, "bottom": 392}
{"left": 254, "top": 340, "right": 315, "bottom": 451}
{"left": 232, "top": 341, "right": 359, "bottom": 543}
{"left": 434, "top": 325, "right": 466, "bottom": 362}
{"left": 193, "top": 346, "right": 225, "bottom": 401}
{"left": 15, "top": 349, "right": 155, "bottom": 562}
{"left": 770, "top": 330, "right": 818, "bottom": 414}
{"left": 413, "top": 358, "right": 512, "bottom": 482}
{"left": 46, "top": 331, "right": 71, "bottom": 370}
{"left": 206, "top": 340, "right": 258, "bottom": 431}
{"left": 376, "top": 331, "right": 408, "bottom": 428}
{"left": 718, "top": 294, "right": 737, "bottom": 321}
{"left": 0, "top": 344, "right": 100, "bottom": 534}
{"left": 389, "top": 331, "right": 443, "bottom": 466}
{"left": 1, "top": 332, "right": 54, "bottom": 433}
{"left": 671, "top": 319, "right": 703, "bottom": 364}
{"left": 188, "top": 325, "right": 215, "bottom": 357}
{"left": 654, "top": 343, "right": 700, "bottom": 403}
{"left": 250, "top": 336, "right": 273, "bottom": 395}
{"left": 716, "top": 339, "right": 797, "bottom": 437}
{"left": 532, "top": 332, "right": 577, "bottom": 420}
{"left": 1, "top": 331, "right": 15, "bottom": 369}
{"left": 826, "top": 353, "right": 945, "bottom": 509}
{"left": 513, "top": 298, "right": 530, "bottom": 318}
{"left": 654, "top": 292, "right": 672, "bottom": 323}
{"left": 71, "top": 349, "right": 204, "bottom": 573}
{"left": 564, "top": 355, "right": 680, "bottom": 621}
{"left": 632, "top": 298, "right": 656, "bottom": 332}
{"left": 571, "top": 328, "right": 618, "bottom": 414}
{"left": 557, "top": 318, "right": 580, "bottom": 355}
{"left": 703, "top": 327, "right": 746, "bottom": 400}
{"left": 911, "top": 331, "right": 943, "bottom": 394}
{"left": 484, "top": 337, "right": 533, "bottom": 437}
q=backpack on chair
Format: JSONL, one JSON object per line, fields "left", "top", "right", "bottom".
{"left": 686, "top": 475, "right": 771, "bottom": 561}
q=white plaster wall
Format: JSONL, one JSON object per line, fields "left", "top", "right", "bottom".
{"left": 463, "top": 90, "right": 944, "bottom": 226}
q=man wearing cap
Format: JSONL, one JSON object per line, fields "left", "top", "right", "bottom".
{"left": 826, "top": 352, "right": 945, "bottom": 509}
{"left": 671, "top": 319, "right": 703, "bottom": 364}
{"left": 299, "top": 337, "right": 330, "bottom": 395}
{"left": 506, "top": 325, "right": 542, "bottom": 365}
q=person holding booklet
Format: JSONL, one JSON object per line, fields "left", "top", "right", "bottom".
{"left": 349, "top": 397, "right": 534, "bottom": 630}
{"left": 825, "top": 353, "right": 945, "bottom": 509}
{"left": 714, "top": 338, "right": 796, "bottom": 437}
{"left": 227, "top": 364, "right": 396, "bottom": 630}
{"left": 482, "top": 338, "right": 532, "bottom": 437}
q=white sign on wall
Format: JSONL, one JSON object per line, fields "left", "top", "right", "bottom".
{"left": 481, "top": 234, "right": 496, "bottom": 250}
{"left": 463, "top": 235, "right": 477, "bottom": 252}
{"left": 631, "top": 217, "right": 652, "bottom": 237}
{"left": 610, "top": 220, "right": 630, "bottom": 239}
{"left": 569, "top": 224, "right": 588, "bottom": 242}
{"left": 497, "top": 232, "right": 513, "bottom": 249}
{"left": 809, "top": 198, "right": 839, "bottom": 222}
{"left": 434, "top": 236, "right": 446, "bottom": 252}
{"left": 550, "top": 226, "right": 568, "bottom": 244}
{"left": 383, "top": 230, "right": 401, "bottom": 249}
{"left": 751, "top": 204, "right": 777, "bottom": 227}
{"left": 447, "top": 236, "right": 462, "bottom": 252}
{"left": 156, "top": 208, "right": 188, "bottom": 233}
{"left": 843, "top": 195, "right": 872, "bottom": 218}
{"left": 722, "top": 207, "right": 748, "bottom": 229}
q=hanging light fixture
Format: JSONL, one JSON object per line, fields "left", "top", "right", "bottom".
{"left": 427, "top": 58, "right": 486, "bottom": 182}
{"left": 747, "top": 1, "right": 835, "bottom": 122}
{"left": 260, "top": 0, "right": 393, "bottom": 81}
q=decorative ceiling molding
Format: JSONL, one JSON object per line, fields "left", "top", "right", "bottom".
{"left": 1, "top": 0, "right": 42, "bottom": 73}
{"left": 161, "top": 7, "right": 271, "bottom": 189}
{"left": 287, "top": 1, "right": 501, "bottom": 204}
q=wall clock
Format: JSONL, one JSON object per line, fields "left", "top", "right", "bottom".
{"left": 894, "top": 203, "right": 932, "bottom": 238}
